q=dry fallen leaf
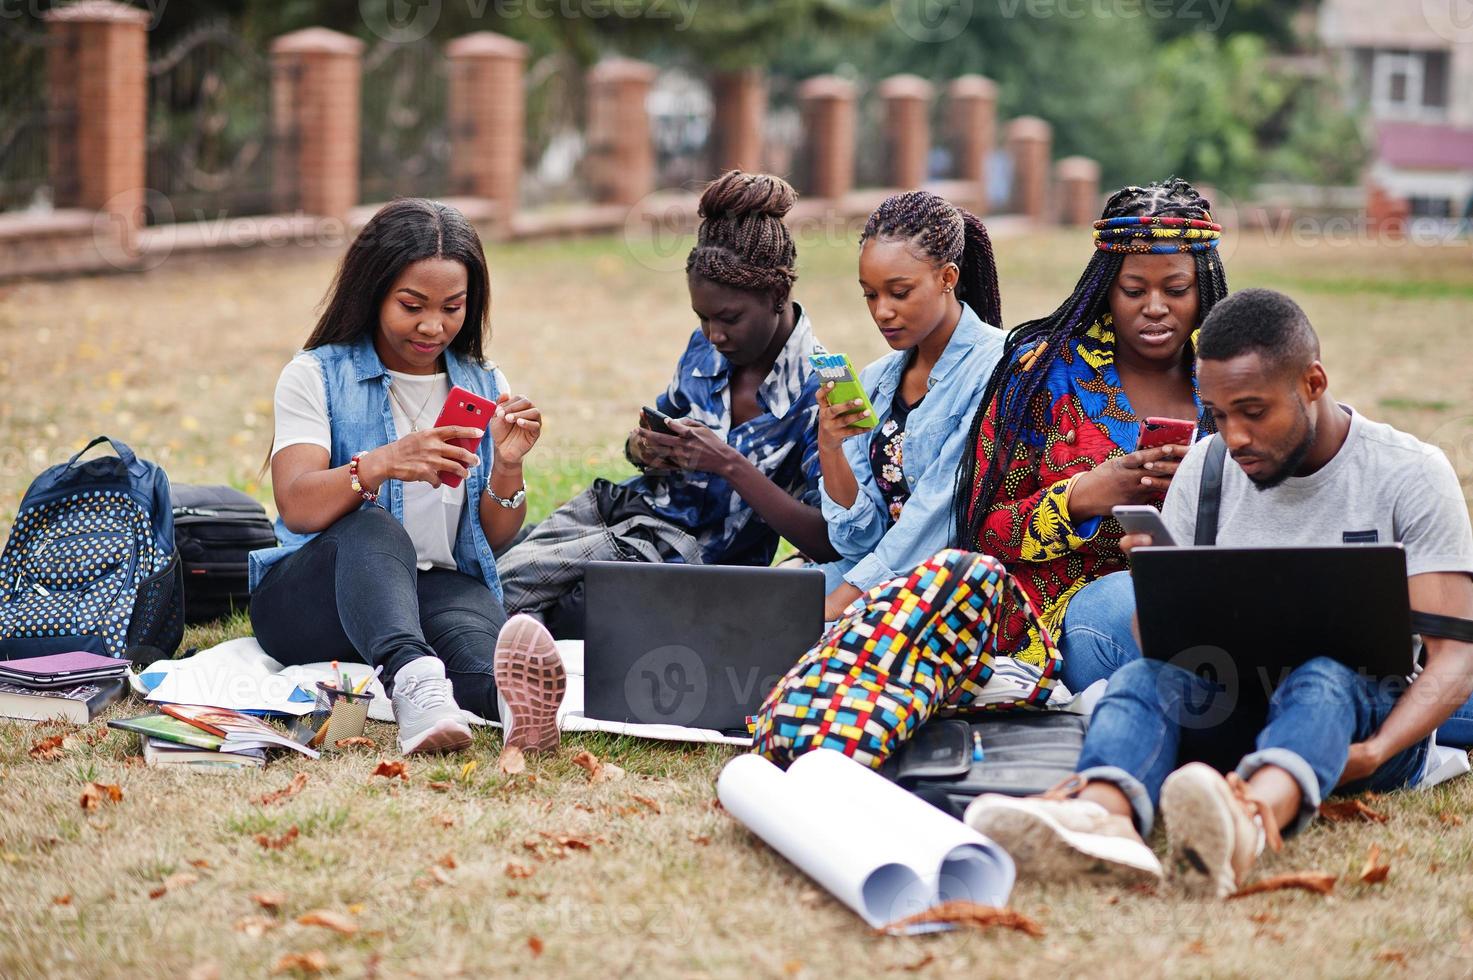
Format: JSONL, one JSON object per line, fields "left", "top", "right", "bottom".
{"left": 428, "top": 781, "right": 452, "bottom": 792}
{"left": 188, "top": 858, "right": 211, "bottom": 869}
{"left": 1439, "top": 812, "right": 1464, "bottom": 827}
{"left": 254, "top": 826, "right": 300, "bottom": 850}
{"left": 334, "top": 736, "right": 375, "bottom": 750}
{"left": 254, "top": 772, "right": 308, "bottom": 806}
{"left": 902, "top": 953, "right": 935, "bottom": 973}
{"left": 688, "top": 833, "right": 711, "bottom": 846}
{"left": 372, "top": 759, "right": 408, "bottom": 781}
{"left": 629, "top": 793, "right": 661, "bottom": 814}
{"left": 571, "top": 750, "right": 601, "bottom": 780}
{"left": 271, "top": 951, "right": 328, "bottom": 976}
{"left": 498, "top": 745, "right": 526, "bottom": 775}
{"left": 1319, "top": 799, "right": 1388, "bottom": 824}
{"left": 460, "top": 760, "right": 478, "bottom": 782}
{"left": 29, "top": 735, "right": 65, "bottom": 761}
{"left": 528, "top": 936, "right": 544, "bottom": 957}
{"left": 433, "top": 813, "right": 456, "bottom": 828}
{"left": 252, "top": 891, "right": 287, "bottom": 912}
{"left": 505, "top": 862, "right": 536, "bottom": 879}
{"left": 296, "top": 909, "right": 358, "bottom": 935}
{"left": 163, "top": 872, "right": 199, "bottom": 892}
{"left": 1230, "top": 872, "right": 1338, "bottom": 899}
{"left": 148, "top": 885, "right": 168, "bottom": 900}
{"left": 52, "top": 894, "right": 72, "bottom": 906}
{"left": 1374, "top": 949, "right": 1409, "bottom": 967}
{"left": 79, "top": 782, "right": 122, "bottom": 811}
{"left": 881, "top": 901, "right": 1045, "bottom": 938}
{"left": 1360, "top": 844, "right": 1391, "bottom": 885}
{"left": 437, "top": 853, "right": 457, "bottom": 869}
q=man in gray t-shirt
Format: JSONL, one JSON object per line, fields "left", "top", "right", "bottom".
{"left": 966, "top": 288, "right": 1473, "bottom": 899}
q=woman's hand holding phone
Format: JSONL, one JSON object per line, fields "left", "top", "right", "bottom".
{"left": 814, "top": 383, "right": 873, "bottom": 452}
{"left": 1067, "top": 444, "right": 1188, "bottom": 519}
{"left": 358, "top": 427, "right": 484, "bottom": 491}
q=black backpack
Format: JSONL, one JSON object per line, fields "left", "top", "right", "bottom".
{"left": 171, "top": 485, "right": 277, "bottom": 624}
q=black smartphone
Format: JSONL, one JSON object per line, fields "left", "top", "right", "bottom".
{"left": 641, "top": 405, "right": 678, "bottom": 436}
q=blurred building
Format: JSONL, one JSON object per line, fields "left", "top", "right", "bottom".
{"left": 1320, "top": 0, "right": 1473, "bottom": 219}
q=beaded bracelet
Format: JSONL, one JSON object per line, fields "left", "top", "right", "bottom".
{"left": 349, "top": 451, "right": 379, "bottom": 503}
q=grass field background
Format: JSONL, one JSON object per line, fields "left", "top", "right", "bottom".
{"left": 1, "top": 228, "right": 1471, "bottom": 978}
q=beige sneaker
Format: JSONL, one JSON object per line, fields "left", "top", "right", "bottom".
{"left": 493, "top": 614, "right": 566, "bottom": 754}
{"left": 964, "top": 781, "right": 1164, "bottom": 888}
{"left": 1159, "top": 762, "right": 1282, "bottom": 898}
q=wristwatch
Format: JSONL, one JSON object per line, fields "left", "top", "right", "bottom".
{"left": 485, "top": 483, "right": 526, "bottom": 509}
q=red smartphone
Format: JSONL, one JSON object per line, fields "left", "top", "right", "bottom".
{"left": 431, "top": 385, "right": 495, "bottom": 489}
{"left": 1137, "top": 417, "right": 1196, "bottom": 452}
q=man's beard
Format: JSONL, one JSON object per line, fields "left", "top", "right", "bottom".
{"left": 1248, "top": 402, "right": 1316, "bottom": 491}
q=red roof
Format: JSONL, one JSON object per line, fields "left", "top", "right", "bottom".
{"left": 1375, "top": 120, "right": 1473, "bottom": 171}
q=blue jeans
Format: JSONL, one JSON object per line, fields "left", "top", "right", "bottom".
{"left": 1060, "top": 571, "right": 1142, "bottom": 694}
{"left": 1076, "top": 655, "right": 1430, "bottom": 837}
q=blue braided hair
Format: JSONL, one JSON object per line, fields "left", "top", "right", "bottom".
{"left": 952, "top": 176, "right": 1229, "bottom": 548}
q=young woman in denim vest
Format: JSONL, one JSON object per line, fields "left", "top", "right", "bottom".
{"left": 249, "top": 199, "right": 565, "bottom": 757}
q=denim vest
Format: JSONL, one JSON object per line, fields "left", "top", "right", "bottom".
{"left": 248, "top": 336, "right": 503, "bottom": 598}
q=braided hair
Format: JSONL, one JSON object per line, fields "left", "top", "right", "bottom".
{"left": 859, "top": 190, "right": 1002, "bottom": 328}
{"left": 952, "top": 177, "right": 1229, "bottom": 548}
{"left": 685, "top": 170, "right": 798, "bottom": 310}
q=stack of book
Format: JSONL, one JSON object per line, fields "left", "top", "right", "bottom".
{"left": 109, "top": 703, "right": 320, "bottom": 772}
{"left": 0, "top": 652, "right": 129, "bottom": 723}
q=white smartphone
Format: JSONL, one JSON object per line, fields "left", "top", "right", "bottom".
{"left": 1112, "top": 505, "right": 1176, "bottom": 546}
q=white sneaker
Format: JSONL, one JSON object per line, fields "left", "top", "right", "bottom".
{"left": 493, "top": 614, "right": 565, "bottom": 754}
{"left": 391, "top": 657, "right": 473, "bottom": 755}
{"left": 964, "top": 789, "right": 1164, "bottom": 888}
{"left": 1159, "top": 762, "right": 1281, "bottom": 898}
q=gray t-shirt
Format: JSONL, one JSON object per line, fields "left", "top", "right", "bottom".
{"left": 1162, "top": 406, "right": 1473, "bottom": 579}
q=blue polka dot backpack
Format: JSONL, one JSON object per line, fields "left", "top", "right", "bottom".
{"left": 0, "top": 436, "right": 184, "bottom": 663}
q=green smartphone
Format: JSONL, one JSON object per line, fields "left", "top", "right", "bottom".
{"left": 809, "top": 352, "right": 878, "bottom": 429}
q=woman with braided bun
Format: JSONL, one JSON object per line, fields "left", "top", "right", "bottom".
{"left": 753, "top": 178, "right": 1229, "bottom": 770}
{"left": 498, "top": 171, "right": 837, "bottom": 636}
{"left": 815, "top": 190, "right": 1007, "bottom": 621}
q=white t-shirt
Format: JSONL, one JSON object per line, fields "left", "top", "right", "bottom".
{"left": 271, "top": 352, "right": 511, "bottom": 572}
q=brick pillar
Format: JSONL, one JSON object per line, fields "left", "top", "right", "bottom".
{"left": 797, "top": 75, "right": 856, "bottom": 200}
{"left": 877, "top": 74, "right": 932, "bottom": 190}
{"left": 585, "top": 58, "right": 656, "bottom": 207}
{"left": 1055, "top": 156, "right": 1101, "bottom": 226}
{"left": 1365, "top": 180, "right": 1409, "bottom": 241}
{"left": 1005, "top": 116, "right": 1052, "bottom": 223}
{"left": 44, "top": 1, "right": 148, "bottom": 247}
{"left": 710, "top": 68, "right": 765, "bottom": 175}
{"left": 447, "top": 32, "right": 528, "bottom": 219}
{"left": 947, "top": 75, "right": 996, "bottom": 210}
{"left": 270, "top": 28, "right": 363, "bottom": 220}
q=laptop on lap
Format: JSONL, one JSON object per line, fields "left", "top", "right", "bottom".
{"left": 582, "top": 562, "right": 825, "bottom": 736}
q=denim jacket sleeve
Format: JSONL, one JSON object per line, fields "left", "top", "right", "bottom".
{"left": 842, "top": 396, "right": 979, "bottom": 592}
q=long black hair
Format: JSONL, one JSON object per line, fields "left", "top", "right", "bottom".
{"left": 952, "top": 177, "right": 1229, "bottom": 548}
{"left": 685, "top": 170, "right": 798, "bottom": 310}
{"left": 859, "top": 190, "right": 1002, "bottom": 328}
{"left": 304, "top": 197, "right": 492, "bottom": 361}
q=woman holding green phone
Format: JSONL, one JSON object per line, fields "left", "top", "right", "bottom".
{"left": 814, "top": 191, "right": 1007, "bottom": 621}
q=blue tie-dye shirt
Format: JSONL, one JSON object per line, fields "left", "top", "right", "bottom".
{"left": 630, "top": 302, "right": 824, "bottom": 565}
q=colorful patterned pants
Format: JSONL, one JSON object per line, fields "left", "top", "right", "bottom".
{"left": 751, "top": 549, "right": 1061, "bottom": 769}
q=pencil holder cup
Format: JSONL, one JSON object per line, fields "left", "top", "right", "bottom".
{"left": 310, "top": 682, "right": 373, "bottom": 750}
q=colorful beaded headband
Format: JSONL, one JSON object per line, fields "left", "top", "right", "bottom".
{"left": 1092, "top": 215, "right": 1223, "bottom": 254}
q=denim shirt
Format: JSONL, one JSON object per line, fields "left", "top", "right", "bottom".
{"left": 248, "top": 335, "right": 504, "bottom": 598}
{"left": 819, "top": 301, "right": 1006, "bottom": 593}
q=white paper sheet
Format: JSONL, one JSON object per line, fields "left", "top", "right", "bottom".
{"left": 717, "top": 749, "right": 1015, "bottom": 933}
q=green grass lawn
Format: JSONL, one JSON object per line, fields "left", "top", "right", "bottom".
{"left": 0, "top": 228, "right": 1471, "bottom": 978}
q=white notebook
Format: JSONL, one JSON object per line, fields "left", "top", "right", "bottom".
{"left": 717, "top": 749, "right": 1015, "bottom": 933}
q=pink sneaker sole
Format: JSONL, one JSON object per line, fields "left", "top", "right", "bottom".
{"left": 493, "top": 614, "right": 565, "bottom": 754}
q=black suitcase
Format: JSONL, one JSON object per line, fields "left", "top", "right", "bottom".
{"left": 882, "top": 712, "right": 1088, "bottom": 817}
{"left": 170, "top": 484, "right": 277, "bottom": 624}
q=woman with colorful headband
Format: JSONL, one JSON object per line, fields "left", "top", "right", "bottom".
{"left": 752, "top": 177, "right": 1228, "bottom": 769}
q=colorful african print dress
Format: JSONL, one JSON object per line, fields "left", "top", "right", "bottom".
{"left": 751, "top": 316, "right": 1205, "bottom": 769}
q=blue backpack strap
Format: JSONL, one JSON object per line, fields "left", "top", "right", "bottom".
{"left": 67, "top": 435, "right": 138, "bottom": 470}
